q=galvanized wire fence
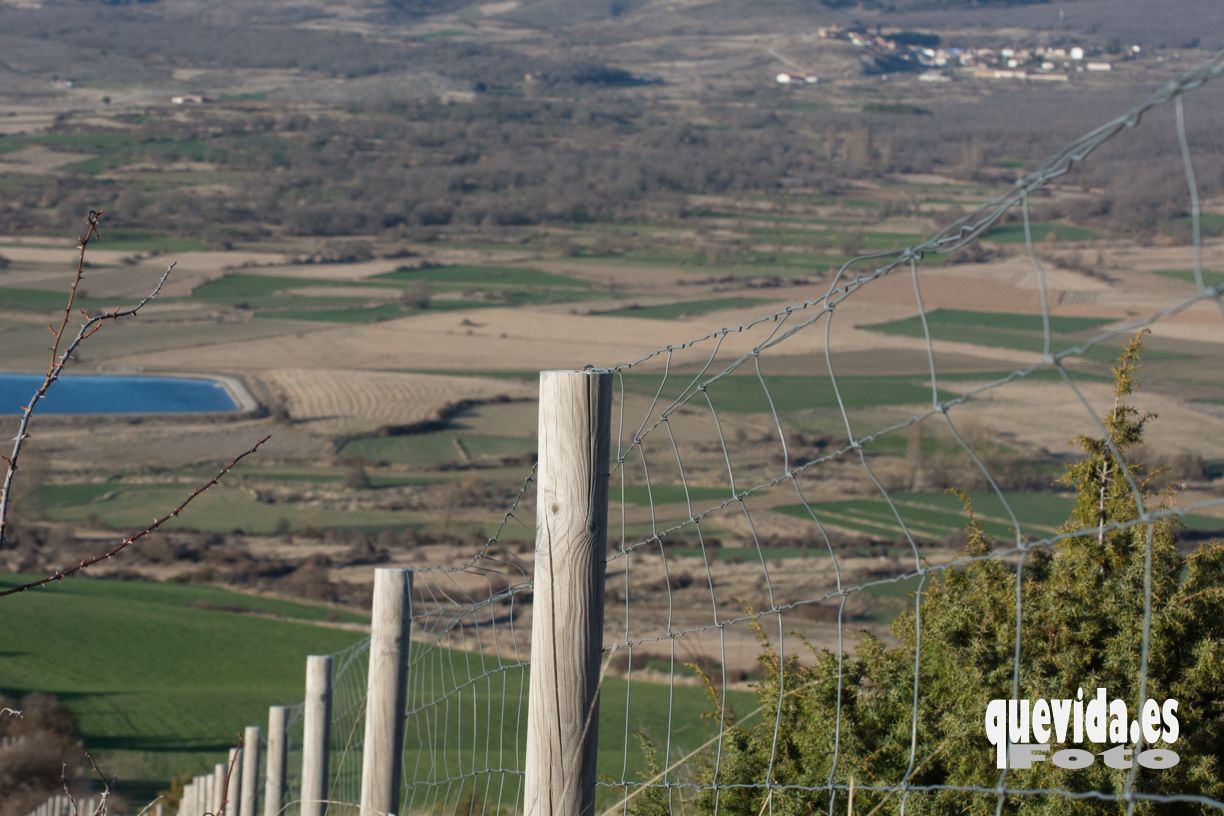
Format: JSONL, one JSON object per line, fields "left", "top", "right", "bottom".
{"left": 183, "top": 49, "right": 1224, "bottom": 816}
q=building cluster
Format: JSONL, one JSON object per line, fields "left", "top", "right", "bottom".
{"left": 815, "top": 25, "right": 1144, "bottom": 83}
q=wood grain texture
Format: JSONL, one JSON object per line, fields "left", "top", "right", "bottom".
{"left": 524, "top": 370, "right": 612, "bottom": 816}
{"left": 300, "top": 655, "right": 333, "bottom": 816}
{"left": 360, "top": 568, "right": 413, "bottom": 816}
{"left": 265, "top": 706, "right": 289, "bottom": 816}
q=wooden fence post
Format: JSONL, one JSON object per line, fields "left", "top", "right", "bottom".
{"left": 227, "top": 747, "right": 242, "bottom": 813}
{"left": 241, "top": 725, "right": 261, "bottom": 816}
{"left": 300, "top": 655, "right": 333, "bottom": 816}
{"left": 523, "top": 369, "right": 612, "bottom": 816}
{"left": 264, "top": 706, "right": 288, "bottom": 816}
{"left": 360, "top": 567, "right": 413, "bottom": 816}
{"left": 213, "top": 763, "right": 226, "bottom": 813}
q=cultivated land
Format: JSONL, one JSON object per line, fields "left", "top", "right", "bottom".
{"left": 0, "top": 0, "right": 1222, "bottom": 803}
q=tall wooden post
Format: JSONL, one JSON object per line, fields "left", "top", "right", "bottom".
{"left": 241, "top": 725, "right": 261, "bottom": 816}
{"left": 523, "top": 369, "right": 612, "bottom": 816}
{"left": 360, "top": 568, "right": 413, "bottom": 816}
{"left": 265, "top": 706, "right": 288, "bottom": 816}
{"left": 300, "top": 655, "right": 333, "bottom": 816}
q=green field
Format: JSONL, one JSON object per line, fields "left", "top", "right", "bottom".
{"left": 775, "top": 490, "right": 1224, "bottom": 543}
{"left": 0, "top": 573, "right": 367, "bottom": 790}
{"left": 0, "top": 573, "right": 754, "bottom": 804}
{"left": 983, "top": 222, "right": 1098, "bottom": 244}
{"left": 374, "top": 264, "right": 592, "bottom": 289}
{"left": 0, "top": 285, "right": 113, "bottom": 312}
{"left": 1153, "top": 268, "right": 1224, "bottom": 288}
{"left": 598, "top": 297, "right": 773, "bottom": 320}
{"left": 860, "top": 308, "right": 1114, "bottom": 355}
{"left": 614, "top": 484, "right": 732, "bottom": 506}
{"left": 619, "top": 372, "right": 956, "bottom": 414}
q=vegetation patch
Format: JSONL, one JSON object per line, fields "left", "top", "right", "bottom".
{"left": 983, "top": 221, "right": 1098, "bottom": 243}
{"left": 860, "top": 308, "right": 1113, "bottom": 354}
{"left": 597, "top": 297, "right": 773, "bottom": 320}
{"left": 619, "top": 372, "right": 957, "bottom": 414}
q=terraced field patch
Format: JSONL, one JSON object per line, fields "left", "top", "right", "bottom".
{"left": 597, "top": 297, "right": 773, "bottom": 320}
{"left": 860, "top": 308, "right": 1114, "bottom": 355}
{"left": 776, "top": 490, "right": 1224, "bottom": 543}
{"left": 618, "top": 372, "right": 957, "bottom": 414}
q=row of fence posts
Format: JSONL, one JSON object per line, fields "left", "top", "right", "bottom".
{"left": 24, "top": 796, "right": 160, "bottom": 816}
{"left": 173, "top": 369, "right": 611, "bottom": 816}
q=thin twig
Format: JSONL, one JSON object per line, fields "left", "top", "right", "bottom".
{"left": 61, "top": 761, "right": 79, "bottom": 816}
{"left": 0, "top": 435, "right": 270, "bottom": 598}
{"left": 83, "top": 751, "right": 113, "bottom": 816}
{"left": 134, "top": 796, "right": 163, "bottom": 816}
{"left": 0, "top": 706, "right": 21, "bottom": 717}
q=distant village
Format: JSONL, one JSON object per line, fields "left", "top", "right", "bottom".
{"left": 784, "top": 25, "right": 1149, "bottom": 84}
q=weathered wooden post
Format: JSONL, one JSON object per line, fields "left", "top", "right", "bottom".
{"left": 213, "top": 763, "right": 226, "bottom": 812}
{"left": 300, "top": 655, "right": 333, "bottom": 816}
{"left": 264, "top": 706, "right": 289, "bottom": 816}
{"left": 227, "top": 748, "right": 242, "bottom": 813}
{"left": 523, "top": 369, "right": 612, "bottom": 816}
{"left": 360, "top": 567, "right": 413, "bottom": 816}
{"left": 241, "top": 725, "right": 261, "bottom": 816}
{"left": 188, "top": 778, "right": 201, "bottom": 815}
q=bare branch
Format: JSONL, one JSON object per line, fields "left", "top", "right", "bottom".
{"left": 83, "top": 751, "right": 113, "bottom": 816}
{"left": 0, "top": 210, "right": 176, "bottom": 546}
{"left": 0, "top": 435, "right": 271, "bottom": 598}
{"left": 0, "top": 706, "right": 21, "bottom": 717}
{"left": 61, "top": 761, "right": 79, "bottom": 816}
{"left": 134, "top": 796, "right": 163, "bottom": 816}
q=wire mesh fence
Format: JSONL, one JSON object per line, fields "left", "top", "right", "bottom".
{"left": 179, "top": 49, "right": 1224, "bottom": 816}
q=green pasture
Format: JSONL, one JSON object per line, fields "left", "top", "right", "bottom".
{"left": 0, "top": 573, "right": 366, "bottom": 789}
{"left": 257, "top": 304, "right": 418, "bottom": 323}
{"left": 617, "top": 372, "right": 957, "bottom": 415}
{"left": 614, "top": 484, "right": 732, "bottom": 507}
{"left": 0, "top": 285, "right": 112, "bottom": 312}
{"left": 776, "top": 490, "right": 1071, "bottom": 542}
{"left": 36, "top": 483, "right": 424, "bottom": 534}
{"left": 0, "top": 573, "right": 755, "bottom": 803}
{"left": 983, "top": 222, "right": 1098, "bottom": 244}
{"left": 775, "top": 490, "right": 1224, "bottom": 543}
{"left": 860, "top": 308, "right": 1114, "bottom": 356}
{"left": 598, "top": 297, "right": 773, "bottom": 320}
{"left": 1153, "top": 268, "right": 1224, "bottom": 288}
